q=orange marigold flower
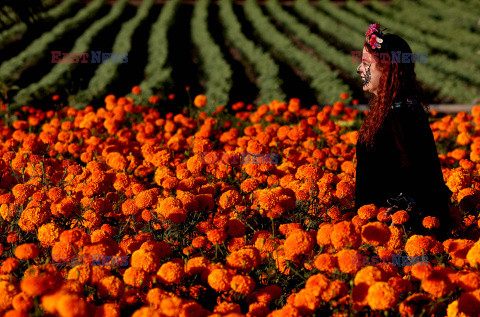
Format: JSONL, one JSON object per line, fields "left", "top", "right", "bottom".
{"left": 97, "top": 276, "right": 125, "bottom": 300}
{"left": 411, "top": 262, "right": 433, "bottom": 280}
{"left": 122, "top": 199, "right": 140, "bottom": 216}
{"left": 123, "top": 267, "right": 149, "bottom": 288}
{"left": 331, "top": 221, "right": 361, "bottom": 250}
{"left": 399, "top": 293, "right": 434, "bottom": 317}
{"left": 458, "top": 273, "right": 480, "bottom": 292}
{"left": 186, "top": 257, "right": 210, "bottom": 275}
{"left": 56, "top": 294, "right": 92, "bottom": 317}
{"left": 313, "top": 253, "right": 337, "bottom": 274}
{"left": 12, "top": 292, "right": 33, "bottom": 312}
{"left": 366, "top": 281, "right": 398, "bottom": 310}
{"left": 386, "top": 226, "right": 404, "bottom": 251}
{"left": 131, "top": 86, "right": 141, "bottom": 95}
{"left": 361, "top": 222, "right": 391, "bottom": 246}
{"left": 131, "top": 249, "right": 161, "bottom": 273}
{"left": 304, "top": 273, "right": 329, "bottom": 297}
{"left": 376, "top": 207, "right": 392, "bottom": 223}
{"left": 12, "top": 184, "right": 35, "bottom": 205}
{"left": 421, "top": 271, "right": 454, "bottom": 298}
{"left": 226, "top": 248, "right": 260, "bottom": 272}
{"left": 352, "top": 215, "right": 368, "bottom": 231}
{"left": 240, "top": 178, "right": 259, "bottom": 193}
{"left": 214, "top": 301, "right": 241, "bottom": 315}
{"left": 0, "top": 281, "right": 19, "bottom": 310}
{"left": 422, "top": 216, "right": 440, "bottom": 229}
{"left": 157, "top": 261, "right": 185, "bottom": 285}
{"left": 354, "top": 266, "right": 387, "bottom": 286}
{"left": 218, "top": 190, "right": 242, "bottom": 210}
{"left": 95, "top": 303, "right": 121, "bottom": 317}
{"left": 208, "top": 268, "right": 232, "bottom": 292}
{"left": 230, "top": 275, "right": 256, "bottom": 294}
{"left": 284, "top": 229, "right": 315, "bottom": 258}
{"left": 194, "top": 95, "right": 207, "bottom": 108}
{"left": 466, "top": 240, "right": 480, "bottom": 268}
{"left": 105, "top": 152, "right": 128, "bottom": 171}
{"left": 457, "top": 289, "right": 480, "bottom": 316}
{"left": 226, "top": 218, "right": 246, "bottom": 237}
{"left": 67, "top": 265, "right": 92, "bottom": 285}
{"left": 336, "top": 249, "right": 362, "bottom": 274}
{"left": 14, "top": 243, "right": 40, "bottom": 260}
{"left": 134, "top": 189, "right": 158, "bottom": 209}
{"left": 391, "top": 210, "right": 409, "bottom": 225}
{"left": 206, "top": 228, "right": 227, "bottom": 245}
{"left": 357, "top": 204, "right": 378, "bottom": 220}
{"left": 0, "top": 258, "right": 20, "bottom": 274}
{"left": 248, "top": 284, "right": 282, "bottom": 304}
{"left": 293, "top": 288, "right": 321, "bottom": 314}
{"left": 187, "top": 154, "right": 203, "bottom": 174}
{"left": 405, "top": 235, "right": 443, "bottom": 257}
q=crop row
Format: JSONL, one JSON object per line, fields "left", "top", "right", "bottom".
{"left": 191, "top": 0, "right": 233, "bottom": 111}
{"left": 0, "top": 0, "right": 104, "bottom": 84}
{"left": 244, "top": 0, "right": 351, "bottom": 105}
{"left": 71, "top": 0, "right": 155, "bottom": 107}
{"left": 136, "top": 0, "right": 181, "bottom": 99}
{"left": 218, "top": 0, "right": 285, "bottom": 105}
{"left": 12, "top": 0, "right": 129, "bottom": 106}
{"left": 0, "top": 0, "right": 75, "bottom": 50}
{"left": 417, "top": 0, "right": 480, "bottom": 30}
{"left": 265, "top": 0, "right": 358, "bottom": 81}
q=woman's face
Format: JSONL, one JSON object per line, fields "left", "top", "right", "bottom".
{"left": 356, "top": 47, "right": 382, "bottom": 96}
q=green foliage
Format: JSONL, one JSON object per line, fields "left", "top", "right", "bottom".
{"left": 266, "top": 0, "right": 354, "bottom": 104}
{"left": 218, "top": 0, "right": 285, "bottom": 105}
{"left": 134, "top": 0, "right": 181, "bottom": 99}
{"left": 70, "top": 0, "right": 155, "bottom": 108}
{"left": 12, "top": 0, "right": 128, "bottom": 107}
{"left": 243, "top": 0, "right": 351, "bottom": 105}
{"left": 0, "top": 0, "right": 76, "bottom": 50}
{"left": 0, "top": 0, "right": 104, "bottom": 85}
{"left": 191, "top": 0, "right": 233, "bottom": 113}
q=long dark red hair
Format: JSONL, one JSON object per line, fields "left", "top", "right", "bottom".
{"left": 358, "top": 33, "right": 428, "bottom": 147}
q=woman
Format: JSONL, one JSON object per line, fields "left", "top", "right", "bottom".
{"left": 354, "top": 23, "right": 452, "bottom": 237}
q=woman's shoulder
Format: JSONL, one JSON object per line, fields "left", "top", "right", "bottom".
{"left": 390, "top": 98, "right": 424, "bottom": 112}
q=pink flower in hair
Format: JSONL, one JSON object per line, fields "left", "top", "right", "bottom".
{"left": 365, "top": 23, "right": 381, "bottom": 36}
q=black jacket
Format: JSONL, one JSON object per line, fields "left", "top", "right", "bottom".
{"left": 354, "top": 99, "right": 452, "bottom": 227}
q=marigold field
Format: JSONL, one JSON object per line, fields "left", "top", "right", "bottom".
{"left": 1, "top": 90, "right": 480, "bottom": 317}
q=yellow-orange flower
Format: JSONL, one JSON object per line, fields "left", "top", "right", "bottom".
{"left": 157, "top": 261, "right": 185, "bottom": 285}
{"left": 336, "top": 249, "right": 362, "bottom": 274}
{"left": 391, "top": 210, "right": 409, "bottom": 225}
{"left": 357, "top": 204, "right": 379, "bottom": 220}
{"left": 361, "top": 222, "right": 391, "bottom": 246}
{"left": 366, "top": 281, "right": 398, "bottom": 310}
{"left": 208, "top": 268, "right": 232, "bottom": 292}
{"left": 230, "top": 275, "right": 256, "bottom": 294}
{"left": 14, "top": 243, "right": 40, "bottom": 260}
{"left": 283, "top": 229, "right": 314, "bottom": 258}
{"left": 194, "top": 95, "right": 207, "bottom": 108}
